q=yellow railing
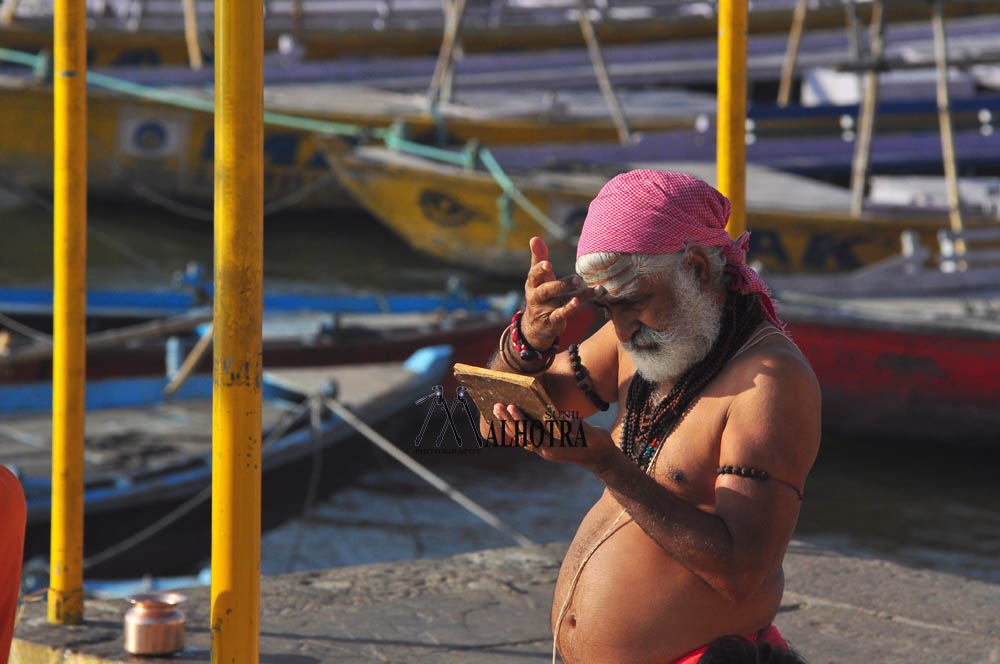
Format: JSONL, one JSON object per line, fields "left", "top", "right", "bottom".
{"left": 210, "top": 0, "right": 264, "bottom": 662}
{"left": 718, "top": 0, "right": 747, "bottom": 239}
{"left": 49, "top": 0, "right": 87, "bottom": 626}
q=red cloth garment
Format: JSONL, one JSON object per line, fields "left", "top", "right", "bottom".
{"left": 668, "top": 624, "right": 789, "bottom": 664}
{"left": 0, "top": 466, "right": 26, "bottom": 664}
{"left": 576, "top": 169, "right": 785, "bottom": 331}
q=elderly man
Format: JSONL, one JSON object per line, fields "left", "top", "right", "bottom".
{"left": 486, "top": 170, "right": 820, "bottom": 664}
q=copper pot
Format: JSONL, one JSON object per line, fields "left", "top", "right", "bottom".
{"left": 123, "top": 592, "right": 186, "bottom": 656}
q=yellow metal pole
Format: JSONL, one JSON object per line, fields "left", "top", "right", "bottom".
{"left": 49, "top": 0, "right": 87, "bottom": 626}
{"left": 210, "top": 0, "right": 263, "bottom": 661}
{"left": 718, "top": 0, "right": 747, "bottom": 238}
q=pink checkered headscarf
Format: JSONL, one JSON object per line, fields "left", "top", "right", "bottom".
{"left": 577, "top": 169, "right": 783, "bottom": 329}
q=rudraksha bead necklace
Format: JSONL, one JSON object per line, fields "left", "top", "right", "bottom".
{"left": 621, "top": 291, "right": 764, "bottom": 470}
{"left": 569, "top": 343, "right": 609, "bottom": 411}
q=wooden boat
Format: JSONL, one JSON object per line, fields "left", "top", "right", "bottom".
{"left": 0, "top": 285, "right": 508, "bottom": 332}
{"left": 489, "top": 123, "right": 1000, "bottom": 183}
{"left": 0, "top": 75, "right": 351, "bottom": 213}
{"left": 327, "top": 145, "right": 1000, "bottom": 276}
{"left": 778, "top": 292, "right": 1000, "bottom": 445}
{"left": 4, "top": 345, "right": 454, "bottom": 577}
{"left": 0, "top": 288, "right": 512, "bottom": 385}
{"left": 5, "top": 5, "right": 999, "bottom": 213}
{"left": 86, "top": 11, "right": 1000, "bottom": 97}
{"left": 0, "top": 286, "right": 600, "bottom": 409}
{"left": 0, "top": 71, "right": 709, "bottom": 212}
{"left": 210, "top": 13, "right": 1000, "bottom": 95}
{"left": 5, "top": 0, "right": 993, "bottom": 68}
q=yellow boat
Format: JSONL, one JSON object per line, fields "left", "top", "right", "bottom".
{"left": 3, "top": 0, "right": 994, "bottom": 67}
{"left": 328, "top": 145, "right": 993, "bottom": 276}
{"left": 0, "top": 76, "right": 700, "bottom": 212}
{"left": 0, "top": 80, "right": 356, "bottom": 214}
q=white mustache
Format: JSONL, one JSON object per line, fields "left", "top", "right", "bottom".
{"left": 624, "top": 325, "right": 666, "bottom": 352}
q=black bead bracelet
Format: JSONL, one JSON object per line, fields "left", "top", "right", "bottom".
{"left": 716, "top": 465, "right": 769, "bottom": 481}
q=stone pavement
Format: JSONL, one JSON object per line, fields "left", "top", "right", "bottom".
{"left": 11, "top": 540, "right": 1000, "bottom": 664}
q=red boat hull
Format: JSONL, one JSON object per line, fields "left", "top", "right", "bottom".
{"left": 787, "top": 318, "right": 1000, "bottom": 444}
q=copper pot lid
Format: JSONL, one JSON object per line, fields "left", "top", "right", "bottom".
{"left": 127, "top": 592, "right": 186, "bottom": 608}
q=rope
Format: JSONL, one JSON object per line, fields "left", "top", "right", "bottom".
{"left": 0, "top": 46, "right": 570, "bottom": 247}
{"left": 283, "top": 396, "right": 327, "bottom": 573}
{"left": 0, "top": 312, "right": 51, "bottom": 343}
{"left": 323, "top": 395, "right": 536, "bottom": 548}
{"left": 550, "top": 418, "right": 679, "bottom": 663}
{"left": 479, "top": 148, "right": 572, "bottom": 242}
{"left": 496, "top": 191, "right": 514, "bottom": 245}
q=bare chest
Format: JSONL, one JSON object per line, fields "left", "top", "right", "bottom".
{"left": 607, "top": 372, "right": 731, "bottom": 508}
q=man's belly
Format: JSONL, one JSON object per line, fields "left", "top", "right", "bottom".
{"left": 552, "top": 496, "right": 783, "bottom": 664}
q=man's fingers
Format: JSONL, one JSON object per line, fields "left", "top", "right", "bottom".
{"left": 506, "top": 405, "right": 526, "bottom": 420}
{"left": 494, "top": 404, "right": 526, "bottom": 444}
{"left": 530, "top": 275, "right": 581, "bottom": 303}
{"left": 548, "top": 297, "right": 580, "bottom": 326}
{"left": 529, "top": 236, "right": 549, "bottom": 268}
{"left": 525, "top": 259, "right": 556, "bottom": 289}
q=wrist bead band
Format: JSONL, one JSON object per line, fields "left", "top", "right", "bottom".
{"left": 569, "top": 343, "right": 609, "bottom": 411}
{"left": 500, "top": 324, "right": 554, "bottom": 374}
{"left": 510, "top": 310, "right": 559, "bottom": 363}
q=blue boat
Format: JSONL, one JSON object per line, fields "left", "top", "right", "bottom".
{"left": 2, "top": 345, "right": 454, "bottom": 578}
{"left": 0, "top": 285, "right": 512, "bottom": 384}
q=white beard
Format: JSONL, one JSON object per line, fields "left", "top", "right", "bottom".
{"left": 622, "top": 276, "right": 723, "bottom": 384}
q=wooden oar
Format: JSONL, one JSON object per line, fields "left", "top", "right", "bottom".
{"left": 0, "top": 310, "right": 211, "bottom": 366}
{"left": 428, "top": 0, "right": 468, "bottom": 106}
{"left": 162, "top": 323, "right": 213, "bottom": 397}
{"left": 932, "top": 0, "right": 965, "bottom": 248}
{"left": 777, "top": 0, "right": 808, "bottom": 107}
{"left": 181, "top": 0, "right": 203, "bottom": 70}
{"left": 849, "top": 0, "right": 885, "bottom": 217}
{"left": 575, "top": 0, "right": 631, "bottom": 145}
{"left": 0, "top": 0, "right": 19, "bottom": 26}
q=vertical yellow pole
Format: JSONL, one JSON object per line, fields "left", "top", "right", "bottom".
{"left": 718, "top": 0, "right": 747, "bottom": 238}
{"left": 49, "top": 0, "right": 87, "bottom": 626}
{"left": 210, "top": 0, "right": 263, "bottom": 662}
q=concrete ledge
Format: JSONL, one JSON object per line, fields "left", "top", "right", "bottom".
{"left": 12, "top": 540, "right": 1000, "bottom": 663}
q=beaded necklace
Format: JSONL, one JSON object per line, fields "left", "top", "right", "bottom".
{"left": 620, "top": 291, "right": 764, "bottom": 470}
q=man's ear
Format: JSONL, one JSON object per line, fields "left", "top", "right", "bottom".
{"left": 684, "top": 248, "right": 713, "bottom": 289}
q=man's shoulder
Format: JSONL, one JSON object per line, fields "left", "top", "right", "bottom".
{"left": 721, "top": 330, "right": 821, "bottom": 463}
{"left": 721, "top": 330, "right": 821, "bottom": 441}
{"left": 729, "top": 329, "right": 818, "bottom": 396}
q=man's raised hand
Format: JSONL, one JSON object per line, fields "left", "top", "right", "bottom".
{"left": 520, "top": 237, "right": 602, "bottom": 350}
